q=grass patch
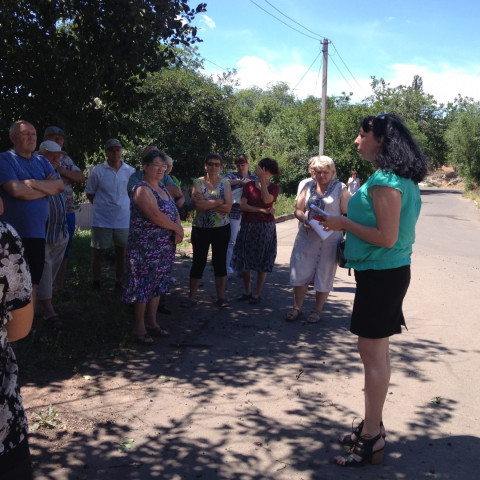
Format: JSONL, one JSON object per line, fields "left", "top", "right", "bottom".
{"left": 14, "top": 230, "right": 132, "bottom": 377}
{"left": 464, "top": 187, "right": 480, "bottom": 209}
{"left": 13, "top": 196, "right": 294, "bottom": 375}
{"left": 274, "top": 193, "right": 295, "bottom": 216}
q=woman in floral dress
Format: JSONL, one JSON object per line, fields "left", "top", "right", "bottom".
{"left": 0, "top": 197, "right": 34, "bottom": 479}
{"left": 121, "top": 151, "right": 184, "bottom": 345}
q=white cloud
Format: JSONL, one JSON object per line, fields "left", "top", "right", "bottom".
{"left": 233, "top": 55, "right": 365, "bottom": 100}
{"left": 200, "top": 15, "right": 216, "bottom": 29}
{"left": 205, "top": 55, "right": 480, "bottom": 105}
{"left": 385, "top": 63, "right": 480, "bottom": 104}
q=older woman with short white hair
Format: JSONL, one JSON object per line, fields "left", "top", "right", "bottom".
{"left": 286, "top": 155, "right": 350, "bottom": 323}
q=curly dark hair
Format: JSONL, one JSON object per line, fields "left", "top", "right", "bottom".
{"left": 361, "top": 114, "right": 428, "bottom": 183}
{"left": 258, "top": 157, "right": 280, "bottom": 175}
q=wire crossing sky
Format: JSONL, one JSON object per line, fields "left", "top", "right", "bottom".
{"left": 192, "top": 0, "right": 480, "bottom": 104}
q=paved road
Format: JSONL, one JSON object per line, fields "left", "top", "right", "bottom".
{"left": 29, "top": 188, "right": 480, "bottom": 480}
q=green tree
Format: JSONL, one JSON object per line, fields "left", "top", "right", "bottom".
{"left": 323, "top": 94, "right": 374, "bottom": 183}
{"left": 367, "top": 76, "right": 448, "bottom": 168}
{"left": 130, "top": 65, "right": 238, "bottom": 179}
{"left": 445, "top": 103, "right": 480, "bottom": 189}
{"left": 0, "top": 0, "right": 206, "bottom": 164}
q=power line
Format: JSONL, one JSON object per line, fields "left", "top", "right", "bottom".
{"left": 262, "top": 0, "right": 325, "bottom": 40}
{"left": 247, "top": 0, "right": 322, "bottom": 41}
{"left": 331, "top": 42, "right": 367, "bottom": 96}
{"left": 203, "top": 57, "right": 230, "bottom": 71}
{"left": 328, "top": 54, "right": 357, "bottom": 96}
{"left": 205, "top": 0, "right": 366, "bottom": 102}
{"left": 313, "top": 57, "right": 323, "bottom": 97}
{"left": 248, "top": 0, "right": 363, "bottom": 98}
{"left": 292, "top": 49, "right": 323, "bottom": 92}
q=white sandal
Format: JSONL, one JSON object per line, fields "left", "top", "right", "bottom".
{"left": 306, "top": 311, "right": 322, "bottom": 323}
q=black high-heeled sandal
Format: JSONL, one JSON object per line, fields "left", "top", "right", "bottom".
{"left": 334, "top": 432, "right": 385, "bottom": 467}
{"left": 338, "top": 418, "right": 386, "bottom": 447}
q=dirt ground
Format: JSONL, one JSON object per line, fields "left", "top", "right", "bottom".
{"left": 22, "top": 251, "right": 199, "bottom": 471}
{"left": 19, "top": 173, "right": 480, "bottom": 480}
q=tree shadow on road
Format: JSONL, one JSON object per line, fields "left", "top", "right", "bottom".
{"left": 24, "top": 263, "right": 474, "bottom": 479}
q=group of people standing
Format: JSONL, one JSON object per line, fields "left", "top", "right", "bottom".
{"left": 85, "top": 144, "right": 282, "bottom": 344}
{"left": 0, "top": 120, "right": 85, "bottom": 479}
{"left": 183, "top": 153, "right": 280, "bottom": 309}
{"left": 1, "top": 112, "right": 428, "bottom": 474}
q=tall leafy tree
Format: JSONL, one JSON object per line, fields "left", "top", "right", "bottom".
{"left": 0, "top": 0, "right": 205, "bottom": 164}
{"left": 130, "top": 64, "right": 238, "bottom": 179}
{"left": 446, "top": 103, "right": 480, "bottom": 188}
{"left": 367, "top": 76, "right": 448, "bottom": 167}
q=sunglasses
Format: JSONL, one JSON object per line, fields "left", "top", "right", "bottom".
{"left": 206, "top": 162, "right": 221, "bottom": 167}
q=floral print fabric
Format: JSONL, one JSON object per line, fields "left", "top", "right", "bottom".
{"left": 122, "top": 182, "right": 178, "bottom": 303}
{"left": 192, "top": 178, "right": 230, "bottom": 228}
{"left": 0, "top": 222, "right": 32, "bottom": 457}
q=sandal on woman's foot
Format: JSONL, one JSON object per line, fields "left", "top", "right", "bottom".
{"left": 146, "top": 326, "right": 169, "bottom": 337}
{"left": 249, "top": 296, "right": 261, "bottom": 305}
{"left": 180, "top": 299, "right": 198, "bottom": 308}
{"left": 339, "top": 419, "right": 386, "bottom": 447}
{"left": 215, "top": 298, "right": 230, "bottom": 308}
{"left": 44, "top": 313, "right": 63, "bottom": 329}
{"left": 285, "top": 307, "right": 302, "bottom": 322}
{"left": 237, "top": 293, "right": 252, "bottom": 301}
{"left": 334, "top": 433, "right": 385, "bottom": 467}
{"left": 131, "top": 333, "right": 154, "bottom": 345}
{"left": 306, "top": 310, "right": 321, "bottom": 323}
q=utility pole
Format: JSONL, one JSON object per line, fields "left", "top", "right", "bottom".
{"left": 319, "top": 38, "right": 328, "bottom": 156}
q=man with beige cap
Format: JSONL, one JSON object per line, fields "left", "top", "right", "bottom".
{"left": 85, "top": 139, "right": 134, "bottom": 291}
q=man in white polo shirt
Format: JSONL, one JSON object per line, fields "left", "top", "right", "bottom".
{"left": 85, "top": 139, "right": 134, "bottom": 290}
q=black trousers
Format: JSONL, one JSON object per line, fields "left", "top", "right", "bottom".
{"left": 190, "top": 224, "right": 231, "bottom": 278}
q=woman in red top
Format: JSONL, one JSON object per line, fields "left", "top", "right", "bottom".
{"left": 231, "top": 157, "right": 280, "bottom": 304}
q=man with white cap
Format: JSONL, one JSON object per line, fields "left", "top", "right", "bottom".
{"left": 85, "top": 139, "right": 134, "bottom": 290}
{"left": 0, "top": 120, "right": 64, "bottom": 304}
{"left": 43, "top": 126, "right": 86, "bottom": 295}
{"left": 36, "top": 140, "right": 69, "bottom": 327}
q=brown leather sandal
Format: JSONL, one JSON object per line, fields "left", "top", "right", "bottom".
{"left": 285, "top": 307, "right": 302, "bottom": 322}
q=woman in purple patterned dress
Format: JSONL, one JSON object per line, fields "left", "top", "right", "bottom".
{"left": 121, "top": 151, "right": 184, "bottom": 345}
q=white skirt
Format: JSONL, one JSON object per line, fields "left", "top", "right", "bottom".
{"left": 289, "top": 223, "right": 341, "bottom": 292}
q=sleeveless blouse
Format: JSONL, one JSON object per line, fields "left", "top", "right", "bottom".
{"left": 192, "top": 177, "right": 230, "bottom": 228}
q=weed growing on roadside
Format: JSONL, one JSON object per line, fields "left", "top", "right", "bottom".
{"left": 30, "top": 405, "right": 64, "bottom": 431}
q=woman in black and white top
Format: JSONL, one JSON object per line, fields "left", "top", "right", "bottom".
{"left": 0, "top": 197, "right": 34, "bottom": 479}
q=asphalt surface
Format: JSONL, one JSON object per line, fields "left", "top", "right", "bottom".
{"left": 28, "top": 187, "right": 480, "bottom": 480}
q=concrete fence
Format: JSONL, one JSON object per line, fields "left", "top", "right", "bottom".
{"left": 75, "top": 203, "right": 93, "bottom": 231}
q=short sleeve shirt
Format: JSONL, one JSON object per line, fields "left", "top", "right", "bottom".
{"left": 127, "top": 171, "right": 176, "bottom": 194}
{"left": 59, "top": 153, "right": 82, "bottom": 214}
{"left": 345, "top": 170, "right": 421, "bottom": 270}
{"left": 192, "top": 178, "right": 230, "bottom": 228}
{"left": 0, "top": 149, "right": 56, "bottom": 238}
{"left": 240, "top": 181, "right": 280, "bottom": 223}
{"left": 85, "top": 161, "right": 135, "bottom": 228}
{"left": 225, "top": 171, "right": 258, "bottom": 220}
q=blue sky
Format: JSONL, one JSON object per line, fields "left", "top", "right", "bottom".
{"left": 190, "top": 0, "right": 480, "bottom": 104}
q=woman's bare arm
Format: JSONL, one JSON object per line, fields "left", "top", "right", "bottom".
{"left": 5, "top": 298, "right": 34, "bottom": 342}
